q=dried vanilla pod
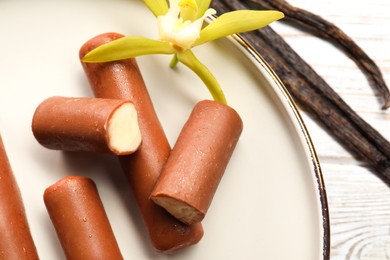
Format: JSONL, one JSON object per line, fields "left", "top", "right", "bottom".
{"left": 246, "top": 0, "right": 390, "bottom": 109}
{"left": 212, "top": 0, "right": 390, "bottom": 182}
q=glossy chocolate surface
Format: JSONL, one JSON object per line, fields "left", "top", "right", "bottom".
{"left": 80, "top": 33, "right": 203, "bottom": 253}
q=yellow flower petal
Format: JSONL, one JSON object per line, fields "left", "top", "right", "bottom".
{"left": 82, "top": 36, "right": 175, "bottom": 62}
{"left": 144, "top": 0, "right": 169, "bottom": 17}
{"left": 179, "top": 0, "right": 198, "bottom": 21}
{"left": 195, "top": 10, "right": 284, "bottom": 46}
{"left": 195, "top": 0, "right": 212, "bottom": 18}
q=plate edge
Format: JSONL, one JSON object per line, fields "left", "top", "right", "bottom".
{"left": 229, "top": 32, "right": 331, "bottom": 260}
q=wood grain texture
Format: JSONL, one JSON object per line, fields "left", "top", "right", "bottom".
{"left": 271, "top": 0, "right": 390, "bottom": 259}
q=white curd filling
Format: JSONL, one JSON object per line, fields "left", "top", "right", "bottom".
{"left": 107, "top": 102, "right": 142, "bottom": 155}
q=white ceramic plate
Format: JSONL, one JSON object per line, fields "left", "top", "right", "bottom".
{"left": 0, "top": 0, "right": 329, "bottom": 259}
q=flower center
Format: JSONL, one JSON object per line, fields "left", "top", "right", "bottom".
{"left": 157, "top": 0, "right": 216, "bottom": 51}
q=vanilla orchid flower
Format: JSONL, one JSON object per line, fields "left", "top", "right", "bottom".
{"left": 82, "top": 0, "right": 284, "bottom": 104}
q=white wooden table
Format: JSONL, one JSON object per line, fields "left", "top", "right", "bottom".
{"left": 272, "top": 0, "right": 390, "bottom": 259}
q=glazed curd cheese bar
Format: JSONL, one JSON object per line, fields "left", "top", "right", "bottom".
{"left": 44, "top": 176, "right": 123, "bottom": 260}
{"left": 32, "top": 96, "right": 141, "bottom": 155}
{"left": 0, "top": 134, "right": 39, "bottom": 259}
{"left": 80, "top": 32, "right": 204, "bottom": 253}
{"left": 151, "top": 100, "right": 243, "bottom": 225}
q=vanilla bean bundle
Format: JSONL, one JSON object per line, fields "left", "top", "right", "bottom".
{"left": 246, "top": 0, "right": 390, "bottom": 109}
{"left": 211, "top": 0, "right": 390, "bottom": 182}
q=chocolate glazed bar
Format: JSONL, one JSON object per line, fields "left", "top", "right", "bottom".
{"left": 151, "top": 100, "right": 243, "bottom": 225}
{"left": 0, "top": 134, "right": 39, "bottom": 259}
{"left": 44, "top": 176, "right": 123, "bottom": 260}
{"left": 80, "top": 32, "right": 203, "bottom": 253}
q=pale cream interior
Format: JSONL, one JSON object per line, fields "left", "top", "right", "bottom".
{"left": 107, "top": 102, "right": 142, "bottom": 155}
{"left": 153, "top": 196, "right": 202, "bottom": 225}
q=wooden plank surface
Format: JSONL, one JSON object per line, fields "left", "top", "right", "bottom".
{"left": 270, "top": 0, "right": 390, "bottom": 259}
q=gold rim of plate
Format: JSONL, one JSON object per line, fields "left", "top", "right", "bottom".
{"left": 230, "top": 32, "right": 331, "bottom": 260}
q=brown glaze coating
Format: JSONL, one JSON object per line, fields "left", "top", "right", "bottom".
{"left": 44, "top": 176, "right": 123, "bottom": 260}
{"left": 32, "top": 96, "right": 141, "bottom": 155}
{"left": 0, "top": 134, "right": 39, "bottom": 259}
{"left": 151, "top": 100, "right": 243, "bottom": 225}
{"left": 80, "top": 32, "right": 203, "bottom": 253}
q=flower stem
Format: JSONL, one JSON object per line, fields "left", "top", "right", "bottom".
{"left": 177, "top": 50, "right": 227, "bottom": 104}
{"left": 169, "top": 54, "right": 179, "bottom": 68}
